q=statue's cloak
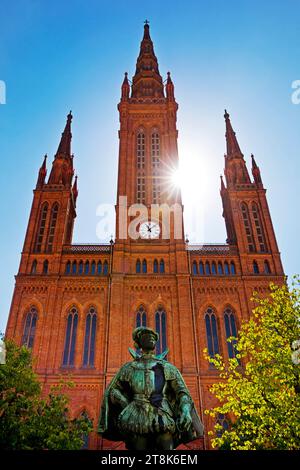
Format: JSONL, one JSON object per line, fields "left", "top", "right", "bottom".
{"left": 98, "top": 357, "right": 204, "bottom": 447}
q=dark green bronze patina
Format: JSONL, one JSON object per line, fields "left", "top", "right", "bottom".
{"left": 98, "top": 327, "right": 204, "bottom": 450}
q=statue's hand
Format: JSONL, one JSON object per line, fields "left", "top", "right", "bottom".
{"left": 177, "top": 405, "right": 192, "bottom": 432}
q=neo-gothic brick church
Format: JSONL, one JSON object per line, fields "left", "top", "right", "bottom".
{"left": 6, "top": 23, "right": 284, "bottom": 449}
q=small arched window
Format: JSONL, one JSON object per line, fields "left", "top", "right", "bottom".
{"left": 43, "top": 259, "right": 49, "bottom": 274}
{"left": 253, "top": 260, "right": 259, "bottom": 274}
{"left": 83, "top": 307, "right": 97, "bottom": 367}
{"left": 192, "top": 261, "right": 198, "bottom": 275}
{"left": 35, "top": 202, "right": 48, "bottom": 252}
{"left": 205, "top": 262, "right": 211, "bottom": 275}
{"left": 216, "top": 413, "right": 229, "bottom": 438}
{"left": 72, "top": 261, "right": 77, "bottom": 275}
{"left": 224, "top": 261, "right": 230, "bottom": 275}
{"left": 84, "top": 261, "right": 90, "bottom": 275}
{"left": 211, "top": 262, "right": 217, "bottom": 275}
{"left": 224, "top": 308, "right": 238, "bottom": 359}
{"left": 22, "top": 307, "right": 38, "bottom": 348}
{"left": 136, "top": 259, "right": 141, "bottom": 273}
{"left": 153, "top": 259, "right": 158, "bottom": 273}
{"left": 142, "top": 259, "right": 147, "bottom": 273}
{"left": 199, "top": 262, "right": 204, "bottom": 275}
{"left": 159, "top": 259, "right": 165, "bottom": 273}
{"left": 63, "top": 307, "right": 78, "bottom": 366}
{"left": 103, "top": 260, "right": 108, "bottom": 275}
{"left": 136, "top": 305, "right": 147, "bottom": 328}
{"left": 65, "top": 261, "right": 71, "bottom": 274}
{"left": 252, "top": 203, "right": 267, "bottom": 252}
{"left": 241, "top": 202, "right": 255, "bottom": 252}
{"left": 78, "top": 260, "right": 84, "bottom": 275}
{"left": 46, "top": 203, "right": 59, "bottom": 252}
{"left": 31, "top": 259, "right": 37, "bottom": 274}
{"left": 97, "top": 261, "right": 102, "bottom": 275}
{"left": 91, "top": 261, "right": 96, "bottom": 275}
{"left": 155, "top": 307, "right": 167, "bottom": 355}
{"left": 205, "top": 307, "right": 220, "bottom": 358}
{"left": 264, "top": 260, "right": 271, "bottom": 274}
{"left": 218, "top": 262, "right": 223, "bottom": 275}
{"left": 230, "top": 262, "right": 236, "bottom": 275}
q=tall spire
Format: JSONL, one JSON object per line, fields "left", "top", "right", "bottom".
{"left": 166, "top": 72, "right": 175, "bottom": 101}
{"left": 36, "top": 154, "right": 47, "bottom": 189}
{"left": 48, "top": 112, "right": 74, "bottom": 187}
{"left": 131, "top": 21, "right": 164, "bottom": 100}
{"left": 223, "top": 110, "right": 251, "bottom": 187}
{"left": 251, "top": 153, "right": 263, "bottom": 187}
{"left": 56, "top": 111, "right": 72, "bottom": 156}
{"left": 121, "top": 72, "right": 130, "bottom": 101}
{"left": 224, "top": 110, "right": 242, "bottom": 158}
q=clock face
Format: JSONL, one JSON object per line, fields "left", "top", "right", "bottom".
{"left": 139, "top": 221, "right": 160, "bottom": 239}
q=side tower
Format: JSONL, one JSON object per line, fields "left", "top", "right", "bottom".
{"left": 220, "top": 110, "right": 283, "bottom": 278}
{"left": 6, "top": 112, "right": 78, "bottom": 366}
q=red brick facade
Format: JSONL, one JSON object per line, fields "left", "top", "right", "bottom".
{"left": 5, "top": 24, "right": 284, "bottom": 450}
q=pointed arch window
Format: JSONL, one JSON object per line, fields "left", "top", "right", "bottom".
{"left": 252, "top": 203, "right": 267, "bottom": 252}
{"left": 22, "top": 307, "right": 38, "bottom": 348}
{"left": 103, "top": 260, "right": 108, "bottom": 275}
{"left": 205, "top": 307, "right": 220, "bottom": 358}
{"left": 155, "top": 307, "right": 167, "bottom": 355}
{"left": 136, "top": 259, "right": 141, "bottom": 273}
{"left": 46, "top": 203, "right": 59, "bottom": 253}
{"left": 230, "top": 261, "right": 236, "bottom": 275}
{"left": 151, "top": 131, "right": 160, "bottom": 203}
{"left": 253, "top": 260, "right": 259, "bottom": 274}
{"left": 264, "top": 260, "right": 271, "bottom": 274}
{"left": 136, "top": 305, "right": 147, "bottom": 328}
{"left": 241, "top": 202, "right": 255, "bottom": 252}
{"left": 91, "top": 261, "right": 96, "bottom": 275}
{"left": 192, "top": 261, "right": 198, "bottom": 275}
{"left": 72, "top": 260, "right": 77, "bottom": 275}
{"left": 205, "top": 262, "right": 211, "bottom": 275}
{"left": 83, "top": 307, "right": 97, "bottom": 367}
{"left": 63, "top": 307, "right": 78, "bottom": 366}
{"left": 78, "top": 260, "right": 84, "bottom": 275}
{"left": 153, "top": 259, "right": 158, "bottom": 273}
{"left": 43, "top": 259, "right": 49, "bottom": 274}
{"left": 35, "top": 202, "right": 48, "bottom": 252}
{"left": 211, "top": 262, "right": 217, "bottom": 275}
{"left": 31, "top": 259, "right": 37, "bottom": 274}
{"left": 224, "top": 261, "right": 230, "bottom": 275}
{"left": 136, "top": 131, "right": 146, "bottom": 204}
{"left": 97, "top": 260, "right": 102, "bottom": 275}
{"left": 79, "top": 411, "right": 92, "bottom": 449}
{"left": 159, "top": 259, "right": 165, "bottom": 273}
{"left": 224, "top": 308, "right": 238, "bottom": 359}
{"left": 65, "top": 261, "right": 71, "bottom": 274}
{"left": 199, "top": 262, "right": 204, "bottom": 275}
{"left": 84, "top": 261, "right": 90, "bottom": 275}
{"left": 142, "top": 259, "right": 147, "bottom": 273}
{"left": 216, "top": 413, "right": 229, "bottom": 438}
{"left": 218, "top": 262, "right": 223, "bottom": 275}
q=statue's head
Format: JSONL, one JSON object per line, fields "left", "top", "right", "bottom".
{"left": 132, "top": 327, "right": 159, "bottom": 351}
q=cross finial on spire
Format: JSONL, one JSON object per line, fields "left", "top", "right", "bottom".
{"left": 144, "top": 19, "right": 149, "bottom": 25}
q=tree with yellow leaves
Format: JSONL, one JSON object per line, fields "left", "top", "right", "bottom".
{"left": 205, "top": 278, "right": 300, "bottom": 450}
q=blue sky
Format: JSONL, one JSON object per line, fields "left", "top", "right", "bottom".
{"left": 0, "top": 0, "right": 299, "bottom": 332}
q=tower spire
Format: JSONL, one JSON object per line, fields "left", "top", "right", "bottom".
{"left": 56, "top": 111, "right": 72, "bottom": 156}
{"left": 166, "top": 72, "right": 175, "bottom": 101}
{"left": 223, "top": 110, "right": 251, "bottom": 187}
{"left": 224, "top": 109, "right": 242, "bottom": 158}
{"left": 131, "top": 21, "right": 164, "bottom": 100}
{"left": 251, "top": 153, "right": 263, "bottom": 187}
{"left": 121, "top": 72, "right": 130, "bottom": 101}
{"left": 48, "top": 112, "right": 75, "bottom": 187}
{"left": 36, "top": 154, "right": 47, "bottom": 189}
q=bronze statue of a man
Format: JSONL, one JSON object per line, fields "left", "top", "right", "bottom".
{"left": 98, "top": 327, "right": 204, "bottom": 450}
